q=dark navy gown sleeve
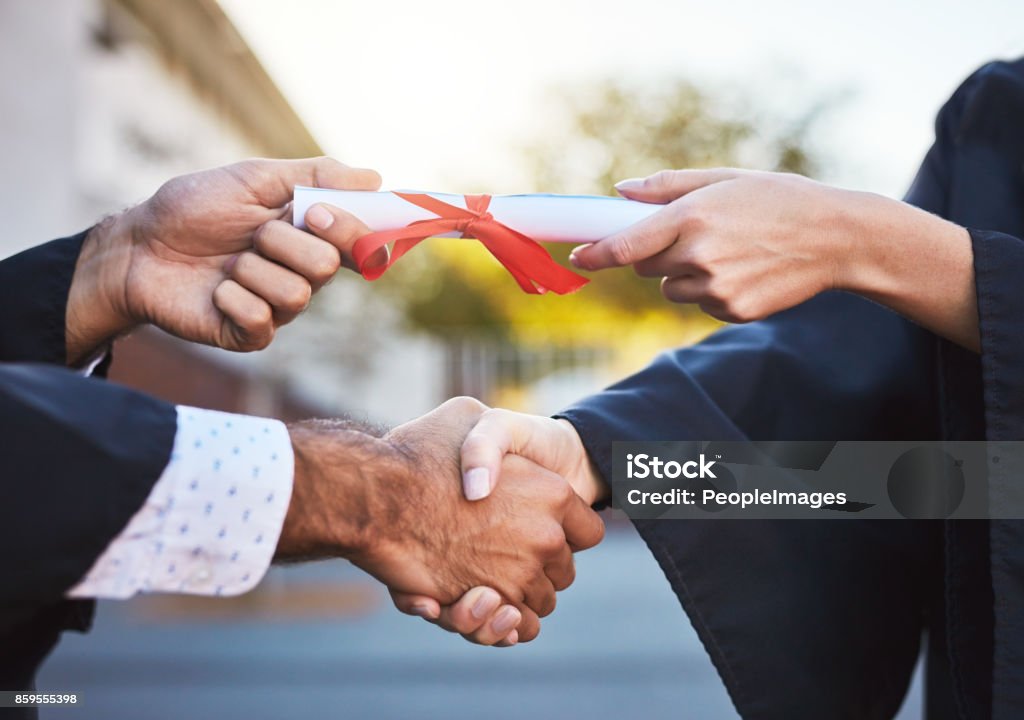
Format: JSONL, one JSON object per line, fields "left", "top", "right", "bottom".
{"left": 558, "top": 60, "right": 1024, "bottom": 720}
{"left": 559, "top": 293, "right": 942, "bottom": 720}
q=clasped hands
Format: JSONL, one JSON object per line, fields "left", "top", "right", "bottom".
{"left": 279, "top": 399, "right": 608, "bottom": 647}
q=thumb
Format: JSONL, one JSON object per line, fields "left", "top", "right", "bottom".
{"left": 241, "top": 157, "right": 382, "bottom": 209}
{"left": 614, "top": 168, "right": 739, "bottom": 204}
{"left": 460, "top": 411, "right": 577, "bottom": 503}
{"left": 461, "top": 409, "right": 552, "bottom": 501}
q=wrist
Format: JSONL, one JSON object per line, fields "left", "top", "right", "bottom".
{"left": 556, "top": 419, "right": 609, "bottom": 506}
{"left": 277, "top": 422, "right": 405, "bottom": 561}
{"left": 812, "top": 185, "right": 873, "bottom": 294}
{"left": 831, "top": 190, "right": 970, "bottom": 298}
{"left": 65, "top": 210, "right": 139, "bottom": 364}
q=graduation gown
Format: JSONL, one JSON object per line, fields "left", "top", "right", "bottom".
{"left": 560, "top": 59, "right": 1024, "bottom": 719}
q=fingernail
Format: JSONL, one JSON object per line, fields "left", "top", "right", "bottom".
{"left": 504, "top": 629, "right": 519, "bottom": 646}
{"left": 569, "top": 244, "right": 591, "bottom": 268}
{"left": 306, "top": 204, "right": 334, "bottom": 230}
{"left": 463, "top": 467, "right": 490, "bottom": 501}
{"left": 491, "top": 606, "right": 520, "bottom": 635}
{"left": 614, "top": 178, "right": 645, "bottom": 193}
{"left": 223, "top": 254, "right": 239, "bottom": 274}
{"left": 471, "top": 590, "right": 500, "bottom": 620}
{"left": 410, "top": 602, "right": 438, "bottom": 620}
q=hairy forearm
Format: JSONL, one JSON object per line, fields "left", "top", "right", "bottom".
{"left": 838, "top": 191, "right": 979, "bottom": 352}
{"left": 275, "top": 419, "right": 402, "bottom": 562}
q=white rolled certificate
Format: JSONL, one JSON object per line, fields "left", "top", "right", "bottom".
{"left": 292, "top": 187, "right": 659, "bottom": 243}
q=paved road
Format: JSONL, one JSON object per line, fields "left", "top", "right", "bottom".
{"left": 38, "top": 527, "right": 921, "bottom": 719}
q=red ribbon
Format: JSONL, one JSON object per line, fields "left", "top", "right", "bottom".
{"left": 351, "top": 193, "right": 589, "bottom": 295}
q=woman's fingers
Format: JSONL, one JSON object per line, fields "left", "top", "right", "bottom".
{"left": 460, "top": 410, "right": 519, "bottom": 500}
{"left": 460, "top": 409, "right": 554, "bottom": 501}
{"left": 569, "top": 205, "right": 682, "bottom": 271}
{"left": 227, "top": 252, "right": 312, "bottom": 325}
{"left": 462, "top": 605, "right": 521, "bottom": 646}
{"left": 570, "top": 168, "right": 741, "bottom": 272}
{"left": 390, "top": 587, "right": 522, "bottom": 647}
{"left": 660, "top": 275, "right": 708, "bottom": 305}
{"left": 437, "top": 588, "right": 523, "bottom": 646}
{"left": 613, "top": 168, "right": 740, "bottom": 204}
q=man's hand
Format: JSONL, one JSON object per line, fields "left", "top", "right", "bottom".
{"left": 65, "top": 157, "right": 382, "bottom": 363}
{"left": 276, "top": 398, "right": 605, "bottom": 644}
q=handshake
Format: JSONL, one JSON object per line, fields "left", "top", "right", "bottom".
{"left": 279, "top": 398, "right": 609, "bottom": 647}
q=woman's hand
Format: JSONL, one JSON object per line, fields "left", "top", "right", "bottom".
{"left": 569, "top": 168, "right": 979, "bottom": 351}
{"left": 65, "top": 157, "right": 383, "bottom": 363}
{"left": 569, "top": 169, "right": 855, "bottom": 323}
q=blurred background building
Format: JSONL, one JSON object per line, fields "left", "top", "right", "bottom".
{"left": 5, "top": 0, "right": 1022, "bottom": 716}
{"left": 0, "top": 0, "right": 464, "bottom": 425}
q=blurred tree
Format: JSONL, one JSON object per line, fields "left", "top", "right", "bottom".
{"left": 383, "top": 77, "right": 824, "bottom": 352}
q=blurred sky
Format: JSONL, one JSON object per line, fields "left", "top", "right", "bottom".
{"left": 219, "top": 0, "right": 1023, "bottom": 197}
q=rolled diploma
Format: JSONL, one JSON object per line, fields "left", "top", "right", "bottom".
{"left": 292, "top": 187, "right": 660, "bottom": 243}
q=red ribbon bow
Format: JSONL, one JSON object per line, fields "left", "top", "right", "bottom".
{"left": 351, "top": 193, "right": 589, "bottom": 295}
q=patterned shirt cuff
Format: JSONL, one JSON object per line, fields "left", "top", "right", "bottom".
{"left": 68, "top": 406, "right": 294, "bottom": 599}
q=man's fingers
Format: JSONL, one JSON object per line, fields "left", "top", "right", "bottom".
{"left": 212, "top": 279, "right": 275, "bottom": 352}
{"left": 252, "top": 220, "right": 342, "bottom": 288}
{"left": 303, "top": 203, "right": 388, "bottom": 273}
{"left": 614, "top": 168, "right": 740, "bottom": 204}
{"left": 522, "top": 574, "right": 558, "bottom": 619}
{"left": 545, "top": 543, "right": 576, "bottom": 592}
{"left": 227, "top": 252, "right": 312, "bottom": 326}
{"left": 237, "top": 157, "right": 382, "bottom": 209}
{"left": 515, "top": 605, "right": 542, "bottom": 643}
{"left": 389, "top": 590, "right": 440, "bottom": 621}
{"left": 562, "top": 493, "right": 606, "bottom": 552}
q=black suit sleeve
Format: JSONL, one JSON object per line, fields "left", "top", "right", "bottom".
{"left": 0, "top": 234, "right": 175, "bottom": 636}
{"left": 0, "top": 231, "right": 91, "bottom": 366}
{"left": 0, "top": 364, "right": 177, "bottom": 614}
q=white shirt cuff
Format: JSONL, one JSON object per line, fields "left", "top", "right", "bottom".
{"left": 68, "top": 406, "right": 294, "bottom": 599}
